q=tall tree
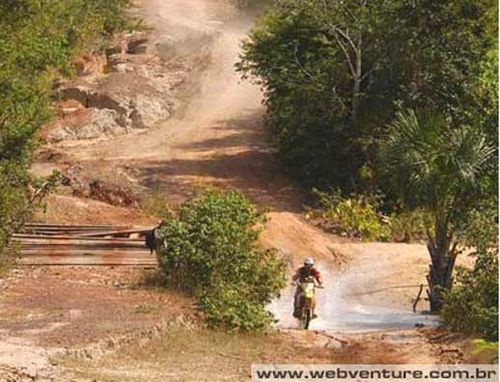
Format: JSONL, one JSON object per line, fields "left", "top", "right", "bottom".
{"left": 380, "top": 109, "right": 495, "bottom": 311}
{"left": 238, "top": 0, "right": 497, "bottom": 192}
{"left": 393, "top": 0, "right": 497, "bottom": 126}
{"left": 237, "top": 0, "right": 401, "bottom": 189}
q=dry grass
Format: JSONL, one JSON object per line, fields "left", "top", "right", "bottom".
{"left": 57, "top": 325, "right": 433, "bottom": 381}
{"left": 59, "top": 328, "right": 298, "bottom": 381}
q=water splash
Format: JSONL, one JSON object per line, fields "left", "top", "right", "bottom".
{"left": 269, "top": 259, "right": 440, "bottom": 332}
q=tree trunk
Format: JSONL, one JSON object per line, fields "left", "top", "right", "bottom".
{"left": 351, "top": 33, "right": 362, "bottom": 122}
{"left": 425, "top": 217, "right": 457, "bottom": 312}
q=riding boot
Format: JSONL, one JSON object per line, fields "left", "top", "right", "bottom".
{"left": 293, "top": 294, "right": 301, "bottom": 318}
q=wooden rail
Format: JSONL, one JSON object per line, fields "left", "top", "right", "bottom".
{"left": 13, "top": 223, "right": 157, "bottom": 266}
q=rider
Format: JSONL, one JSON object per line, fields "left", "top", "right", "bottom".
{"left": 292, "top": 258, "right": 323, "bottom": 318}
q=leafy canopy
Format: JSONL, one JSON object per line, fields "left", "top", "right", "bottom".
{"left": 238, "top": 0, "right": 497, "bottom": 192}
{"left": 380, "top": 109, "right": 495, "bottom": 217}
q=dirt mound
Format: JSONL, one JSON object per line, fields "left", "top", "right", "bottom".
{"left": 34, "top": 194, "right": 156, "bottom": 225}
{"left": 61, "top": 165, "right": 141, "bottom": 207}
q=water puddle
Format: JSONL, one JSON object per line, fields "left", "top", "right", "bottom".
{"left": 270, "top": 260, "right": 441, "bottom": 332}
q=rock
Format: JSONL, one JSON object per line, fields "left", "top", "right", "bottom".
{"left": 61, "top": 165, "right": 89, "bottom": 197}
{"left": 73, "top": 52, "right": 107, "bottom": 76}
{"left": 58, "top": 99, "right": 85, "bottom": 116}
{"left": 47, "top": 108, "right": 127, "bottom": 142}
{"left": 61, "top": 165, "right": 140, "bottom": 207}
{"left": 324, "top": 339, "right": 343, "bottom": 349}
{"left": 59, "top": 86, "right": 129, "bottom": 117}
{"left": 107, "top": 53, "right": 161, "bottom": 73}
{"left": 130, "top": 94, "right": 171, "bottom": 128}
{"left": 57, "top": 74, "right": 175, "bottom": 136}
{"left": 45, "top": 29, "right": 192, "bottom": 143}
{"left": 105, "top": 45, "right": 124, "bottom": 58}
{"left": 127, "top": 37, "right": 149, "bottom": 54}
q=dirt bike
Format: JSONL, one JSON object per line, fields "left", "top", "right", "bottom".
{"left": 295, "top": 279, "right": 323, "bottom": 330}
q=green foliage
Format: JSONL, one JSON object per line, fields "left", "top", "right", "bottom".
{"left": 380, "top": 108, "right": 495, "bottom": 311}
{"left": 443, "top": 260, "right": 498, "bottom": 340}
{"left": 393, "top": 0, "right": 497, "bottom": 129}
{"left": 158, "top": 189, "right": 286, "bottom": 331}
{"left": 310, "top": 189, "right": 429, "bottom": 242}
{"left": 470, "top": 339, "right": 498, "bottom": 363}
{"left": 386, "top": 209, "right": 429, "bottom": 243}
{"left": 238, "top": 0, "right": 497, "bottom": 192}
{"left": 380, "top": 109, "right": 495, "bottom": 216}
{"left": 442, "top": 210, "right": 498, "bottom": 341}
{"left": 310, "top": 189, "right": 389, "bottom": 241}
{"left": 0, "top": 163, "right": 31, "bottom": 259}
{"left": 0, "top": 0, "right": 131, "bottom": 262}
{"left": 238, "top": 0, "right": 399, "bottom": 189}
{"left": 197, "top": 282, "right": 277, "bottom": 332}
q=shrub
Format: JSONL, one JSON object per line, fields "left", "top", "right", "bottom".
{"left": 386, "top": 209, "right": 429, "bottom": 242}
{"left": 158, "top": 189, "right": 286, "bottom": 331}
{"left": 470, "top": 339, "right": 498, "bottom": 363}
{"left": 442, "top": 209, "right": 498, "bottom": 341}
{"left": 310, "top": 189, "right": 431, "bottom": 242}
{"left": 310, "top": 189, "right": 390, "bottom": 241}
{"left": 443, "top": 253, "right": 498, "bottom": 341}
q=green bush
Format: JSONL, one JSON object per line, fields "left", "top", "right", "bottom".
{"left": 0, "top": 163, "right": 31, "bottom": 259}
{"left": 386, "top": 209, "right": 429, "bottom": 243}
{"left": 470, "top": 339, "right": 498, "bottom": 363}
{"left": 442, "top": 210, "right": 498, "bottom": 341}
{"left": 158, "top": 189, "right": 286, "bottom": 331}
{"left": 310, "top": 189, "right": 430, "bottom": 242}
{"left": 237, "top": 0, "right": 496, "bottom": 193}
{"left": 443, "top": 254, "right": 498, "bottom": 341}
{"left": 310, "top": 189, "right": 389, "bottom": 241}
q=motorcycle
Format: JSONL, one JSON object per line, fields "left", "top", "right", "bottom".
{"left": 294, "top": 278, "right": 323, "bottom": 330}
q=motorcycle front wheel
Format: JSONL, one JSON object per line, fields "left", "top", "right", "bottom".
{"left": 302, "top": 309, "right": 312, "bottom": 330}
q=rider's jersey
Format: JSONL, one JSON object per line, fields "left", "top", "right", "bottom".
{"left": 293, "top": 266, "right": 322, "bottom": 284}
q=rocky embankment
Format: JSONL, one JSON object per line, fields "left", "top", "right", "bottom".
{"left": 43, "top": 30, "right": 213, "bottom": 143}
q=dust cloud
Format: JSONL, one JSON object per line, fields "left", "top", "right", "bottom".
{"left": 143, "top": 0, "right": 261, "bottom": 126}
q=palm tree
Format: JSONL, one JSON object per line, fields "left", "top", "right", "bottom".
{"left": 380, "top": 109, "right": 495, "bottom": 311}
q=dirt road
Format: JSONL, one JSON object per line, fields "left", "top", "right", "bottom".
{"left": 52, "top": 0, "right": 434, "bottom": 324}
{"left": 0, "top": 0, "right": 468, "bottom": 380}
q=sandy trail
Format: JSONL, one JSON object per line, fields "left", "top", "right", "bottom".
{"left": 48, "top": 0, "right": 433, "bottom": 333}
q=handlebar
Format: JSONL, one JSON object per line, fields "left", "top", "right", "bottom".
{"left": 291, "top": 282, "right": 324, "bottom": 289}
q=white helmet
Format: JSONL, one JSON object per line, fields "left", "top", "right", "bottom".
{"left": 304, "top": 258, "right": 314, "bottom": 267}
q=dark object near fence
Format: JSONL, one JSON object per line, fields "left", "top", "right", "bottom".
{"left": 145, "top": 230, "right": 155, "bottom": 254}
